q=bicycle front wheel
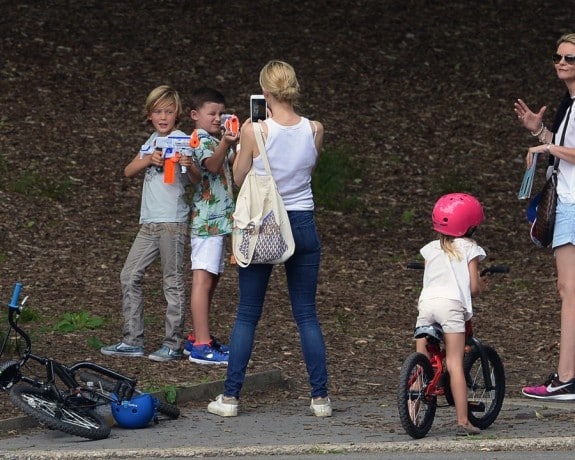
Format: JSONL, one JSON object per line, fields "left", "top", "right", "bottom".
{"left": 397, "top": 352, "right": 437, "bottom": 439}
{"left": 464, "top": 345, "right": 505, "bottom": 429}
{"left": 9, "top": 383, "right": 111, "bottom": 440}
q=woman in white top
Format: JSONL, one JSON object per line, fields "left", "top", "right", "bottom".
{"left": 515, "top": 33, "right": 575, "bottom": 400}
{"left": 414, "top": 193, "right": 486, "bottom": 435}
{"left": 208, "top": 60, "right": 331, "bottom": 418}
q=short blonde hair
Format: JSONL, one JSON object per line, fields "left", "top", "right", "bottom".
{"left": 557, "top": 33, "right": 575, "bottom": 47}
{"left": 259, "top": 60, "right": 300, "bottom": 104}
{"left": 143, "top": 85, "right": 182, "bottom": 123}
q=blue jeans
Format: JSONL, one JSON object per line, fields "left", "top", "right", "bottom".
{"left": 224, "top": 211, "right": 329, "bottom": 399}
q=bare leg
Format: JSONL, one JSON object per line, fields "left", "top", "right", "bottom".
{"left": 444, "top": 332, "right": 475, "bottom": 428}
{"left": 190, "top": 269, "right": 219, "bottom": 344}
{"left": 409, "top": 338, "right": 430, "bottom": 419}
{"left": 415, "top": 337, "right": 428, "bottom": 356}
{"left": 555, "top": 244, "right": 575, "bottom": 382}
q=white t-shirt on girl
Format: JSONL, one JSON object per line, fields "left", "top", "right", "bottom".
{"left": 418, "top": 238, "right": 486, "bottom": 319}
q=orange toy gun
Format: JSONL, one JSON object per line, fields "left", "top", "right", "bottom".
{"left": 221, "top": 114, "right": 240, "bottom": 136}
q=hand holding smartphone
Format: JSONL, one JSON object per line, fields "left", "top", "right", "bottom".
{"left": 250, "top": 95, "right": 267, "bottom": 123}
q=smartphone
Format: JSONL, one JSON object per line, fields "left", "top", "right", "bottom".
{"left": 250, "top": 95, "right": 267, "bottom": 123}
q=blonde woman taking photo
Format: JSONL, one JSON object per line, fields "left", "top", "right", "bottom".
{"left": 208, "top": 60, "right": 331, "bottom": 417}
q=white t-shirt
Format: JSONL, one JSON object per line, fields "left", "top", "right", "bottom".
{"left": 418, "top": 238, "right": 486, "bottom": 318}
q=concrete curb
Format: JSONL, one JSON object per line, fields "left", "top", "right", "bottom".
{"left": 2, "top": 436, "right": 575, "bottom": 459}
{"left": 0, "top": 369, "right": 286, "bottom": 435}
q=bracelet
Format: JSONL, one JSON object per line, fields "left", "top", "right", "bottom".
{"left": 546, "top": 143, "right": 553, "bottom": 155}
{"left": 531, "top": 123, "right": 545, "bottom": 137}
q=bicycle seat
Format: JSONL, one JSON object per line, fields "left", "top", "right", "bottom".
{"left": 413, "top": 323, "right": 444, "bottom": 343}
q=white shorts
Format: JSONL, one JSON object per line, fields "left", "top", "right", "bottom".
{"left": 191, "top": 236, "right": 226, "bottom": 275}
{"left": 415, "top": 298, "right": 468, "bottom": 334}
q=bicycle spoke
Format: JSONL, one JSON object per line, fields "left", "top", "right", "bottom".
{"left": 21, "top": 392, "right": 101, "bottom": 430}
{"left": 464, "top": 346, "right": 505, "bottom": 429}
{"left": 398, "top": 352, "right": 436, "bottom": 439}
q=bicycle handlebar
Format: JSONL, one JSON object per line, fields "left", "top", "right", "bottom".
{"left": 480, "top": 265, "right": 510, "bottom": 276}
{"left": 407, "top": 262, "right": 510, "bottom": 277}
{"left": 406, "top": 262, "right": 425, "bottom": 270}
{"left": 9, "top": 282, "right": 22, "bottom": 309}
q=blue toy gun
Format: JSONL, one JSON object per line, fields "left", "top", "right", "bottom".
{"left": 140, "top": 129, "right": 214, "bottom": 184}
{"left": 154, "top": 135, "right": 194, "bottom": 172}
{"left": 140, "top": 135, "right": 195, "bottom": 183}
{"left": 143, "top": 136, "right": 194, "bottom": 171}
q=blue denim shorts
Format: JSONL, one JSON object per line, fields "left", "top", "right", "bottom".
{"left": 553, "top": 200, "right": 575, "bottom": 248}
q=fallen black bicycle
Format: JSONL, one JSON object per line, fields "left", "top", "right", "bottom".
{"left": 0, "top": 282, "right": 180, "bottom": 440}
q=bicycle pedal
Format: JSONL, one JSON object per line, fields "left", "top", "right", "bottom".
{"left": 468, "top": 401, "right": 485, "bottom": 412}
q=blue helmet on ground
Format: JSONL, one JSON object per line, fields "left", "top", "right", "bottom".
{"left": 111, "top": 393, "right": 158, "bottom": 429}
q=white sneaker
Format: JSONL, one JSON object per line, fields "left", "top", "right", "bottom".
{"left": 207, "top": 394, "right": 238, "bottom": 417}
{"left": 310, "top": 396, "right": 332, "bottom": 417}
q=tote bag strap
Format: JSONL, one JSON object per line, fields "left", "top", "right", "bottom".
{"left": 253, "top": 122, "right": 273, "bottom": 177}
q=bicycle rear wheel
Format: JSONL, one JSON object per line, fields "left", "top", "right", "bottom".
{"left": 397, "top": 352, "right": 437, "bottom": 439}
{"left": 9, "top": 383, "right": 111, "bottom": 440}
{"left": 78, "top": 371, "right": 180, "bottom": 419}
{"left": 464, "top": 345, "right": 505, "bottom": 429}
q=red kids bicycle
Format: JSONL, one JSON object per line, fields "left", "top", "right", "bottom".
{"left": 397, "top": 263, "right": 507, "bottom": 439}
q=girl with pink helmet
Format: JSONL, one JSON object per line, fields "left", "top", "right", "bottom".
{"left": 414, "top": 193, "right": 486, "bottom": 435}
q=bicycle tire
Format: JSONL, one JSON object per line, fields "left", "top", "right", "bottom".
{"left": 397, "top": 352, "right": 437, "bottom": 439}
{"left": 9, "top": 383, "right": 111, "bottom": 440}
{"left": 464, "top": 345, "right": 505, "bottom": 429}
{"left": 157, "top": 400, "right": 180, "bottom": 419}
{"left": 78, "top": 371, "right": 180, "bottom": 419}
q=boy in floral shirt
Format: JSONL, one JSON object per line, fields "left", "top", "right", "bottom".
{"left": 185, "top": 87, "right": 238, "bottom": 364}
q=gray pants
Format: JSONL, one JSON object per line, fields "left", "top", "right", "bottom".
{"left": 120, "top": 222, "right": 187, "bottom": 350}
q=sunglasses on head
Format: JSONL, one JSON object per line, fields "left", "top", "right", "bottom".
{"left": 553, "top": 53, "right": 575, "bottom": 64}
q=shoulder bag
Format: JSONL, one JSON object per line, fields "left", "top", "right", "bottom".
{"left": 231, "top": 122, "right": 295, "bottom": 267}
{"left": 530, "top": 157, "right": 558, "bottom": 248}
{"left": 530, "top": 99, "right": 573, "bottom": 248}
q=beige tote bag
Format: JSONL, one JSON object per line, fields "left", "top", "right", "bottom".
{"left": 231, "top": 123, "right": 295, "bottom": 267}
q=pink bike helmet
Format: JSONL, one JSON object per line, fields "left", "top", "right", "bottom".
{"left": 432, "top": 193, "right": 484, "bottom": 237}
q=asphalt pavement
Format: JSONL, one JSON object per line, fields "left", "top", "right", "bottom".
{"left": 1, "top": 370, "right": 575, "bottom": 459}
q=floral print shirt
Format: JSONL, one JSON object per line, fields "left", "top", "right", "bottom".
{"left": 190, "top": 129, "right": 234, "bottom": 237}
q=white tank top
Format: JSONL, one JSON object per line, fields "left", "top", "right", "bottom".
{"left": 253, "top": 117, "right": 318, "bottom": 211}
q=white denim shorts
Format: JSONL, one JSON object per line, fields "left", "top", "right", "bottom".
{"left": 415, "top": 298, "right": 467, "bottom": 334}
{"left": 553, "top": 200, "right": 575, "bottom": 249}
{"left": 191, "top": 236, "right": 226, "bottom": 275}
